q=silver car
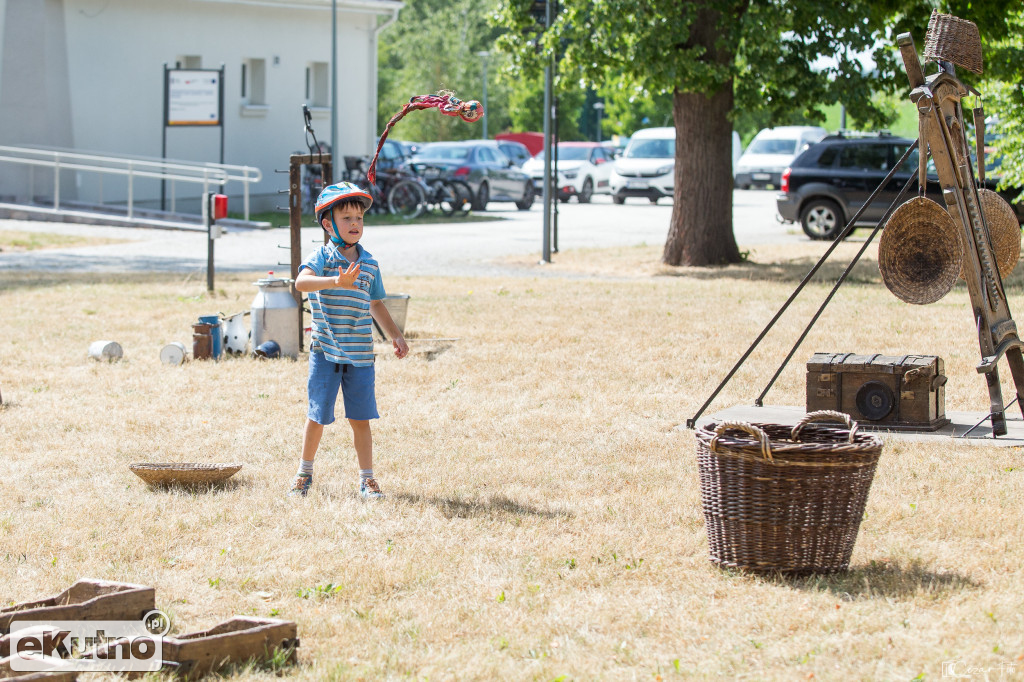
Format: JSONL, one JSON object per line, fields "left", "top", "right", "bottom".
{"left": 411, "top": 140, "right": 535, "bottom": 211}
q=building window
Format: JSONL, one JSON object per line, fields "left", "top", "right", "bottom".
{"left": 241, "top": 58, "right": 266, "bottom": 106}
{"left": 175, "top": 55, "right": 202, "bottom": 69}
{"left": 306, "top": 62, "right": 329, "bottom": 108}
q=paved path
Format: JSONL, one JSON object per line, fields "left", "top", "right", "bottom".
{"left": 0, "top": 190, "right": 797, "bottom": 277}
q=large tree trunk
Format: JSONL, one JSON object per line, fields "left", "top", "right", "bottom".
{"left": 662, "top": 82, "right": 740, "bottom": 266}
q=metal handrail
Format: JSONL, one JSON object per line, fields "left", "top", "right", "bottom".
{"left": 202, "top": 162, "right": 263, "bottom": 218}
{"left": 0, "top": 145, "right": 261, "bottom": 220}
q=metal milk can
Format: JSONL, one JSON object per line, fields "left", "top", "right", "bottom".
{"left": 251, "top": 272, "right": 299, "bottom": 359}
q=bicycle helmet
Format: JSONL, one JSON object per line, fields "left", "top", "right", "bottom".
{"left": 314, "top": 182, "right": 373, "bottom": 245}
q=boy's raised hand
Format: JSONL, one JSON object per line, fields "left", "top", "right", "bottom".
{"left": 334, "top": 262, "right": 361, "bottom": 289}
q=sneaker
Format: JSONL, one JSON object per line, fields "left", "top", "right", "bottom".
{"left": 288, "top": 473, "right": 313, "bottom": 497}
{"left": 359, "top": 477, "right": 385, "bottom": 501}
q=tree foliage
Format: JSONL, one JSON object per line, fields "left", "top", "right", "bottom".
{"left": 377, "top": 0, "right": 513, "bottom": 141}
{"left": 980, "top": 9, "right": 1024, "bottom": 201}
{"left": 492, "top": 0, "right": 1019, "bottom": 265}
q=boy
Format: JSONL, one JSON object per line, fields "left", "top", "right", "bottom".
{"left": 289, "top": 182, "right": 408, "bottom": 499}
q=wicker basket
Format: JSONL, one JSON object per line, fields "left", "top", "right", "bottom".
{"left": 879, "top": 197, "right": 962, "bottom": 305}
{"left": 955, "top": 189, "right": 1021, "bottom": 280}
{"left": 695, "top": 411, "right": 883, "bottom": 575}
{"left": 923, "top": 10, "right": 983, "bottom": 75}
{"left": 129, "top": 463, "right": 243, "bottom": 486}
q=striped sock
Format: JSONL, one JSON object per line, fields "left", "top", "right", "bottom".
{"left": 359, "top": 468, "right": 373, "bottom": 481}
{"left": 299, "top": 459, "right": 314, "bottom": 476}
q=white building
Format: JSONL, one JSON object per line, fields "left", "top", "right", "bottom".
{"left": 0, "top": 0, "right": 401, "bottom": 214}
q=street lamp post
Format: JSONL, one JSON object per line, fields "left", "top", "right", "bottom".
{"left": 593, "top": 101, "right": 605, "bottom": 143}
{"left": 476, "top": 50, "right": 490, "bottom": 140}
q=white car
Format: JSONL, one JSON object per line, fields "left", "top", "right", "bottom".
{"left": 521, "top": 142, "right": 617, "bottom": 203}
{"left": 734, "top": 125, "right": 828, "bottom": 189}
{"left": 610, "top": 127, "right": 676, "bottom": 204}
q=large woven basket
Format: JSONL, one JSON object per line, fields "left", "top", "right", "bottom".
{"left": 955, "top": 189, "right": 1021, "bottom": 280}
{"left": 879, "top": 197, "right": 962, "bottom": 305}
{"left": 695, "top": 411, "right": 883, "bottom": 575}
{"left": 923, "top": 10, "right": 983, "bottom": 75}
{"left": 129, "top": 462, "right": 243, "bottom": 486}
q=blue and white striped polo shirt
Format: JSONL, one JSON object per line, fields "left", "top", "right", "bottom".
{"left": 300, "top": 243, "right": 386, "bottom": 366}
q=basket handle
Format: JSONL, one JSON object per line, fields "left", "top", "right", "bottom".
{"left": 791, "top": 410, "right": 858, "bottom": 443}
{"left": 710, "top": 421, "right": 773, "bottom": 461}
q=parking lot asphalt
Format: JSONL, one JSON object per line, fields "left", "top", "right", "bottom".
{"left": 0, "top": 190, "right": 799, "bottom": 277}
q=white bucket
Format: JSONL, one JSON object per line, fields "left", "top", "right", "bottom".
{"left": 88, "top": 340, "right": 123, "bottom": 362}
{"left": 160, "top": 342, "right": 188, "bottom": 366}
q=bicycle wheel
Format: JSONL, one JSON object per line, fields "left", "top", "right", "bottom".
{"left": 387, "top": 179, "right": 426, "bottom": 219}
{"left": 447, "top": 179, "right": 473, "bottom": 217}
{"left": 432, "top": 180, "right": 460, "bottom": 217}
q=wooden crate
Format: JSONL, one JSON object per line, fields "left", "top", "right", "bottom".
{"left": 0, "top": 580, "right": 155, "bottom": 636}
{"left": 159, "top": 617, "right": 298, "bottom": 679}
{"left": 0, "top": 655, "right": 77, "bottom": 682}
{"left": 807, "top": 353, "right": 949, "bottom": 430}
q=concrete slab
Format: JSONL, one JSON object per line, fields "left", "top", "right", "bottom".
{"left": 705, "top": 404, "right": 1024, "bottom": 447}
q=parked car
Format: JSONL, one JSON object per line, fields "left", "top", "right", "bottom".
{"left": 734, "top": 126, "right": 828, "bottom": 189}
{"left": 521, "top": 142, "right": 616, "bottom": 203}
{"left": 609, "top": 127, "right": 676, "bottom": 204}
{"left": 776, "top": 132, "right": 1024, "bottom": 240}
{"left": 394, "top": 141, "right": 423, "bottom": 158}
{"left": 496, "top": 139, "right": 532, "bottom": 168}
{"left": 411, "top": 140, "right": 534, "bottom": 210}
{"left": 375, "top": 139, "right": 411, "bottom": 172}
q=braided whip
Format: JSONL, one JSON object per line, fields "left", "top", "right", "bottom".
{"left": 366, "top": 92, "right": 483, "bottom": 185}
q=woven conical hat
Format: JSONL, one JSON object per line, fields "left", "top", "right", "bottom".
{"left": 955, "top": 189, "right": 1021, "bottom": 280}
{"left": 879, "top": 197, "right": 963, "bottom": 305}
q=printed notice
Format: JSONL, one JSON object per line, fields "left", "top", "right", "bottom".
{"left": 167, "top": 70, "right": 221, "bottom": 126}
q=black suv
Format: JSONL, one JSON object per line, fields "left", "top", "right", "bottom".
{"left": 776, "top": 133, "right": 1023, "bottom": 240}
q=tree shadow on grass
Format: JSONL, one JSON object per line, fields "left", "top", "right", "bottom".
{"left": 393, "top": 493, "right": 573, "bottom": 521}
{"left": 656, "top": 252, "right": 1024, "bottom": 291}
{"left": 655, "top": 255, "right": 885, "bottom": 285}
{"left": 756, "top": 557, "right": 981, "bottom": 600}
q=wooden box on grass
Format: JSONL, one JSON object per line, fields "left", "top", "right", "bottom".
{"left": 0, "top": 580, "right": 155, "bottom": 636}
{"left": 158, "top": 617, "right": 298, "bottom": 679}
{"left": 806, "top": 352, "right": 949, "bottom": 430}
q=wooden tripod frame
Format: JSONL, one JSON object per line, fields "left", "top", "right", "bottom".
{"left": 897, "top": 31, "right": 1024, "bottom": 436}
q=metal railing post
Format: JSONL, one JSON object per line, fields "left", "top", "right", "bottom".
{"left": 53, "top": 154, "right": 60, "bottom": 210}
{"left": 171, "top": 179, "right": 176, "bottom": 214}
{"left": 244, "top": 168, "right": 251, "bottom": 220}
{"left": 127, "top": 161, "right": 134, "bottom": 218}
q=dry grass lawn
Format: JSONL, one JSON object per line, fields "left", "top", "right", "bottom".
{"left": 1, "top": 238, "right": 1023, "bottom": 680}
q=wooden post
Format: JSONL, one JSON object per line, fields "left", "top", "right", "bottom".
{"left": 288, "top": 153, "right": 333, "bottom": 353}
{"left": 899, "top": 29, "right": 1024, "bottom": 435}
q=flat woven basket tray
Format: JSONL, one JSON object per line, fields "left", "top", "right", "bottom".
{"left": 129, "top": 462, "right": 243, "bottom": 486}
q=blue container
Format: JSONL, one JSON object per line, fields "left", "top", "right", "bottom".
{"left": 255, "top": 340, "right": 281, "bottom": 359}
{"left": 198, "top": 315, "right": 223, "bottom": 359}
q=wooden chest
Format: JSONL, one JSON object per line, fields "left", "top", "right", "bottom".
{"left": 806, "top": 353, "right": 949, "bottom": 430}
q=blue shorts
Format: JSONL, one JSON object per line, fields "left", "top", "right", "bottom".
{"left": 307, "top": 352, "right": 379, "bottom": 424}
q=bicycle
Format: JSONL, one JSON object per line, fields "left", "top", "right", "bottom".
{"left": 341, "top": 155, "right": 426, "bottom": 219}
{"left": 409, "top": 163, "right": 473, "bottom": 217}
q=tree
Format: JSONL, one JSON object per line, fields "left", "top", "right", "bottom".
{"left": 981, "top": 9, "right": 1024, "bottom": 202}
{"left": 494, "top": 0, "right": 1017, "bottom": 266}
{"left": 377, "top": 0, "right": 513, "bottom": 141}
